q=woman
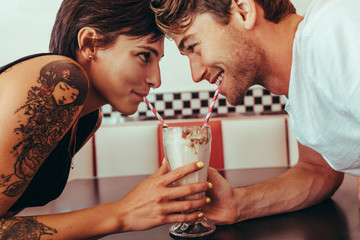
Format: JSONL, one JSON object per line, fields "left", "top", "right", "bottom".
{"left": 0, "top": 0, "right": 211, "bottom": 238}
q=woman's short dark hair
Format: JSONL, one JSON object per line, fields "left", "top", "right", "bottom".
{"left": 50, "top": 0, "right": 164, "bottom": 60}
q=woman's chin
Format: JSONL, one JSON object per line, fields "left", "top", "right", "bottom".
{"left": 117, "top": 106, "right": 138, "bottom": 116}
{"left": 111, "top": 100, "right": 140, "bottom": 116}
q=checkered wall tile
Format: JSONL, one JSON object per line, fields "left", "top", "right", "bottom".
{"left": 101, "top": 86, "right": 286, "bottom": 123}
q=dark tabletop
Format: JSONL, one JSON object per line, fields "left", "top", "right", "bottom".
{"left": 19, "top": 167, "right": 360, "bottom": 240}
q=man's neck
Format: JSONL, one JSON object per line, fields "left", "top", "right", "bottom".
{"left": 256, "top": 14, "right": 303, "bottom": 97}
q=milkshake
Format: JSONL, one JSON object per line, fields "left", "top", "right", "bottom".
{"left": 162, "top": 125, "right": 216, "bottom": 238}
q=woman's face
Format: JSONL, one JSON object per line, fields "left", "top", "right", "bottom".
{"left": 89, "top": 35, "right": 164, "bottom": 115}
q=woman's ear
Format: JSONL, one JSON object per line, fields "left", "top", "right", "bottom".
{"left": 77, "top": 27, "right": 98, "bottom": 61}
{"left": 232, "top": 0, "right": 256, "bottom": 30}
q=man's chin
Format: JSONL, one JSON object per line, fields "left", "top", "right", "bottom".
{"left": 226, "top": 95, "right": 242, "bottom": 106}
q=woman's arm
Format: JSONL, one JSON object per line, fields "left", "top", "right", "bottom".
{"left": 203, "top": 142, "right": 344, "bottom": 224}
{"left": 1, "top": 161, "right": 211, "bottom": 239}
{"left": 0, "top": 56, "right": 88, "bottom": 215}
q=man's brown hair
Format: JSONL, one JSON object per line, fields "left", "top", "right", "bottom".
{"left": 151, "top": 0, "right": 296, "bottom": 35}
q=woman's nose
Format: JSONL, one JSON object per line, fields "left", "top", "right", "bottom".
{"left": 146, "top": 64, "right": 161, "bottom": 89}
{"left": 189, "top": 56, "right": 207, "bottom": 83}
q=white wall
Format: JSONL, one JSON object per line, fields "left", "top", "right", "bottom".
{"left": 0, "top": 0, "right": 312, "bottom": 93}
{"left": 0, "top": 0, "right": 62, "bottom": 65}
{"left": 292, "top": 0, "right": 313, "bottom": 15}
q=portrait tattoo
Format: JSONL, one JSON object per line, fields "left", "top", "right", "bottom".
{"left": 1, "top": 60, "right": 88, "bottom": 198}
{"left": 0, "top": 216, "right": 58, "bottom": 239}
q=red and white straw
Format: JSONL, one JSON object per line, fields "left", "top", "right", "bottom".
{"left": 144, "top": 97, "right": 168, "bottom": 127}
{"left": 203, "top": 82, "right": 220, "bottom": 126}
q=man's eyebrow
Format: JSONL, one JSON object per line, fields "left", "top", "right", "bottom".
{"left": 137, "top": 45, "right": 163, "bottom": 57}
{"left": 178, "top": 34, "right": 195, "bottom": 52}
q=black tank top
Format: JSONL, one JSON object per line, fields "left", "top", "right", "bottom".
{"left": 1, "top": 54, "right": 101, "bottom": 211}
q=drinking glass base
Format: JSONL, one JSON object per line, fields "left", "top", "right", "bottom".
{"left": 169, "top": 217, "right": 216, "bottom": 238}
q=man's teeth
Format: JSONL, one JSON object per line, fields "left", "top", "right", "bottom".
{"left": 216, "top": 73, "right": 224, "bottom": 86}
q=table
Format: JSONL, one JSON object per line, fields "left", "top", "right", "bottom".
{"left": 19, "top": 167, "right": 360, "bottom": 239}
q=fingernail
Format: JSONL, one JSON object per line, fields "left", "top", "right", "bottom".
{"left": 198, "top": 212, "right": 204, "bottom": 218}
{"left": 208, "top": 182, "right": 213, "bottom": 189}
{"left": 162, "top": 157, "right": 166, "bottom": 165}
{"left": 197, "top": 162, "right": 204, "bottom": 168}
{"left": 206, "top": 197, "right": 211, "bottom": 204}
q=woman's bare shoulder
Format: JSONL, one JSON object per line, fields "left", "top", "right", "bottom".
{"left": 0, "top": 55, "right": 88, "bottom": 109}
{"left": 0, "top": 55, "right": 87, "bottom": 87}
{"left": 0, "top": 55, "right": 89, "bottom": 214}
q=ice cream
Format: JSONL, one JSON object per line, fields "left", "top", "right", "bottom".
{"left": 163, "top": 125, "right": 212, "bottom": 200}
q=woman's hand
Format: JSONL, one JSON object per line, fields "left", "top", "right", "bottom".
{"left": 203, "top": 167, "right": 238, "bottom": 225}
{"left": 116, "top": 159, "right": 211, "bottom": 232}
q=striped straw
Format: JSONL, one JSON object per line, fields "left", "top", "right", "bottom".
{"left": 144, "top": 97, "right": 168, "bottom": 127}
{"left": 203, "top": 81, "right": 221, "bottom": 126}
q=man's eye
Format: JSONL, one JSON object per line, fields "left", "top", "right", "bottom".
{"left": 139, "top": 52, "right": 151, "bottom": 62}
{"left": 187, "top": 44, "right": 198, "bottom": 53}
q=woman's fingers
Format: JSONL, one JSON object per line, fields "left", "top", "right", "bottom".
{"left": 162, "top": 197, "right": 210, "bottom": 213}
{"left": 162, "top": 161, "right": 204, "bottom": 186}
{"left": 164, "top": 182, "right": 211, "bottom": 200}
{"left": 164, "top": 211, "right": 204, "bottom": 224}
{"left": 152, "top": 158, "right": 169, "bottom": 177}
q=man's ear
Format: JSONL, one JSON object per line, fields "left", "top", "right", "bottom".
{"left": 77, "top": 27, "right": 98, "bottom": 61}
{"left": 231, "top": 0, "right": 256, "bottom": 30}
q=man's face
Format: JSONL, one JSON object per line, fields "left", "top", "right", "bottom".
{"left": 172, "top": 12, "right": 269, "bottom": 105}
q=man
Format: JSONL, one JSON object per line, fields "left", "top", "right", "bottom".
{"left": 151, "top": 0, "right": 360, "bottom": 224}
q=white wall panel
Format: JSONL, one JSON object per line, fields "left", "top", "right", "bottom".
{"left": 286, "top": 116, "right": 300, "bottom": 167}
{"left": 221, "top": 116, "right": 288, "bottom": 169}
{"left": 95, "top": 123, "right": 159, "bottom": 177}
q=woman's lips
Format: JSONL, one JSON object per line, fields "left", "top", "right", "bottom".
{"left": 133, "top": 91, "right": 148, "bottom": 101}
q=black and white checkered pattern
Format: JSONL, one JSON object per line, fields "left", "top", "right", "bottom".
{"left": 101, "top": 86, "right": 286, "bottom": 123}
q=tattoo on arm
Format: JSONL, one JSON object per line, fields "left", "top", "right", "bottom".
{"left": 1, "top": 60, "right": 88, "bottom": 198}
{"left": 0, "top": 174, "right": 13, "bottom": 188}
{"left": 0, "top": 216, "right": 57, "bottom": 239}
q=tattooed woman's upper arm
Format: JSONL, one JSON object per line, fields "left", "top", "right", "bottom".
{"left": 0, "top": 56, "right": 89, "bottom": 216}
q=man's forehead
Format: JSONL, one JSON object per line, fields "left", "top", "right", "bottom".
{"left": 172, "top": 12, "right": 215, "bottom": 46}
{"left": 170, "top": 14, "right": 201, "bottom": 48}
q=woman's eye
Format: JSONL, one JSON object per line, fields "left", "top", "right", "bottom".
{"left": 138, "top": 52, "right": 151, "bottom": 62}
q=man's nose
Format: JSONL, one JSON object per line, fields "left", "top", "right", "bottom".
{"left": 189, "top": 56, "right": 207, "bottom": 83}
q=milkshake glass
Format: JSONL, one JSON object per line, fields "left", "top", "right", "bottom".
{"left": 163, "top": 125, "right": 216, "bottom": 238}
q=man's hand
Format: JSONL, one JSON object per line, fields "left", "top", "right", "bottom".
{"left": 203, "top": 168, "right": 238, "bottom": 225}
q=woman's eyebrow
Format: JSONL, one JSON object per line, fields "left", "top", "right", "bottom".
{"left": 137, "top": 45, "right": 163, "bottom": 57}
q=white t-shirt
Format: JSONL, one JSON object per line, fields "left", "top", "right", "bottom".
{"left": 285, "top": 0, "right": 360, "bottom": 175}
